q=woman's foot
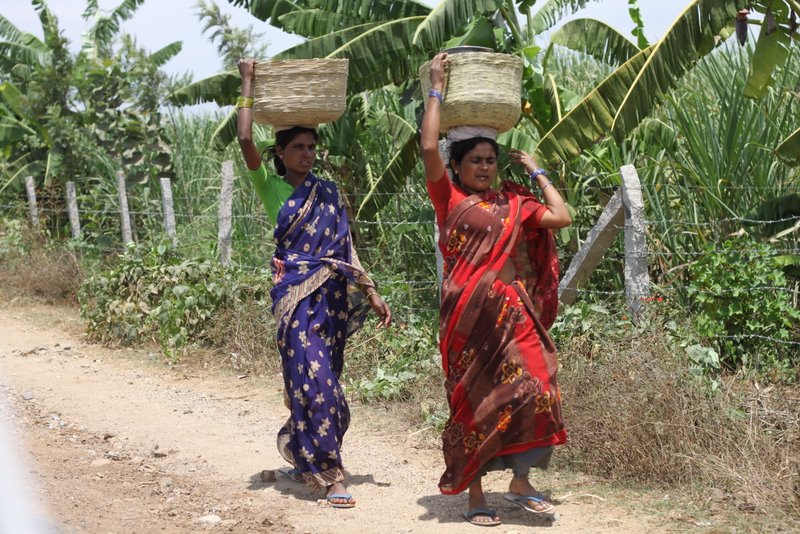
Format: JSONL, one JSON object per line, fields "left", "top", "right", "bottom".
{"left": 325, "top": 481, "right": 356, "bottom": 508}
{"left": 506, "top": 476, "right": 554, "bottom": 513}
{"left": 466, "top": 478, "right": 501, "bottom": 526}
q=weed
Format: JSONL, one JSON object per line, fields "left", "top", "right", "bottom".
{"left": 688, "top": 237, "right": 800, "bottom": 379}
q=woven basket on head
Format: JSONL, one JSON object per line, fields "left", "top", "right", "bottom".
{"left": 253, "top": 58, "right": 349, "bottom": 129}
{"left": 419, "top": 52, "right": 522, "bottom": 133}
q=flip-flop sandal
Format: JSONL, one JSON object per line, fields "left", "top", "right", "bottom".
{"left": 325, "top": 493, "right": 356, "bottom": 509}
{"left": 464, "top": 508, "right": 501, "bottom": 527}
{"left": 502, "top": 492, "right": 554, "bottom": 514}
{"left": 277, "top": 466, "right": 303, "bottom": 482}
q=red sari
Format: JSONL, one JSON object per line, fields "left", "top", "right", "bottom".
{"left": 428, "top": 173, "right": 567, "bottom": 495}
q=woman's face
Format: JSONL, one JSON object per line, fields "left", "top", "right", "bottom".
{"left": 452, "top": 142, "right": 498, "bottom": 192}
{"left": 277, "top": 132, "right": 317, "bottom": 175}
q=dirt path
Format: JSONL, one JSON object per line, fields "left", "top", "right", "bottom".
{"left": 0, "top": 304, "right": 660, "bottom": 533}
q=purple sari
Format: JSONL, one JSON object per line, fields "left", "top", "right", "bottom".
{"left": 270, "top": 173, "right": 374, "bottom": 490}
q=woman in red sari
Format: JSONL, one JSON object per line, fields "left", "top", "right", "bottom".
{"left": 421, "top": 52, "right": 572, "bottom": 527}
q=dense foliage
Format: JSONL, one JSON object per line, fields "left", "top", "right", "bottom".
{"left": 2, "top": 1, "right": 799, "bottom": 379}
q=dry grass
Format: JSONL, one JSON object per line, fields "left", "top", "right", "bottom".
{"left": 0, "top": 235, "right": 82, "bottom": 305}
{"left": 556, "top": 326, "right": 800, "bottom": 519}
{"left": 203, "top": 299, "right": 282, "bottom": 378}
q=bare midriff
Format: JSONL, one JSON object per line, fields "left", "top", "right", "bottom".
{"left": 498, "top": 257, "right": 516, "bottom": 284}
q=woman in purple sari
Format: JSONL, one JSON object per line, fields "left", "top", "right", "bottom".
{"left": 236, "top": 59, "right": 392, "bottom": 508}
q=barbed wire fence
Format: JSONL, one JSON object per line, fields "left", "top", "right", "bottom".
{"left": 5, "top": 160, "right": 800, "bottom": 350}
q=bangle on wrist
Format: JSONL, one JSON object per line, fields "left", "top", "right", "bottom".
{"left": 365, "top": 287, "right": 378, "bottom": 297}
{"left": 529, "top": 168, "right": 548, "bottom": 180}
{"left": 237, "top": 96, "right": 254, "bottom": 109}
{"left": 428, "top": 88, "right": 443, "bottom": 103}
{"left": 541, "top": 180, "right": 553, "bottom": 193}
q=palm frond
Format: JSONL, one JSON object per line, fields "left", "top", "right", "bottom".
{"left": 551, "top": 18, "right": 639, "bottom": 65}
{"left": 212, "top": 109, "right": 239, "bottom": 150}
{"left": 0, "top": 13, "right": 27, "bottom": 42}
{"left": 529, "top": 0, "right": 602, "bottom": 34}
{"left": 276, "top": 18, "right": 428, "bottom": 93}
{"left": 609, "top": 0, "right": 740, "bottom": 141}
{"left": 227, "top": 0, "right": 300, "bottom": 26}
{"left": 169, "top": 71, "right": 239, "bottom": 106}
{"left": 743, "top": 17, "right": 792, "bottom": 98}
{"left": 312, "top": 0, "right": 430, "bottom": 19}
{"left": 148, "top": 41, "right": 183, "bottom": 67}
{"left": 0, "top": 82, "right": 31, "bottom": 118}
{"left": 412, "top": 0, "right": 501, "bottom": 53}
{"left": 110, "top": 0, "right": 147, "bottom": 23}
{"left": 31, "top": 0, "right": 60, "bottom": 44}
{"left": 278, "top": 9, "right": 365, "bottom": 38}
{"left": 534, "top": 46, "right": 653, "bottom": 167}
{"left": 0, "top": 41, "right": 50, "bottom": 70}
{"left": 273, "top": 21, "right": 381, "bottom": 58}
{"left": 498, "top": 127, "right": 538, "bottom": 156}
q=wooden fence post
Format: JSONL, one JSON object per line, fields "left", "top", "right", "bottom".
{"left": 218, "top": 160, "right": 234, "bottom": 267}
{"left": 24, "top": 176, "right": 39, "bottom": 228}
{"left": 116, "top": 171, "right": 133, "bottom": 245}
{"left": 620, "top": 164, "right": 650, "bottom": 320}
{"left": 559, "top": 189, "right": 625, "bottom": 305}
{"left": 159, "top": 177, "right": 177, "bottom": 246}
{"left": 65, "top": 181, "right": 81, "bottom": 239}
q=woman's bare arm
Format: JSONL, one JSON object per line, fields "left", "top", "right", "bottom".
{"left": 509, "top": 149, "right": 572, "bottom": 229}
{"left": 237, "top": 58, "right": 262, "bottom": 171}
{"left": 420, "top": 53, "right": 448, "bottom": 183}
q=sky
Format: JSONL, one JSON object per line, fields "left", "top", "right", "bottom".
{"left": 4, "top": 1, "right": 688, "bottom": 83}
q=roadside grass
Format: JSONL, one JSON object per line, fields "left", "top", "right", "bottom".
{"left": 0, "top": 219, "right": 82, "bottom": 305}
{"left": 2, "top": 225, "right": 798, "bottom": 529}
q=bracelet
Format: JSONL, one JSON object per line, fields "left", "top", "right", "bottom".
{"left": 428, "top": 89, "right": 443, "bottom": 103}
{"left": 541, "top": 180, "right": 553, "bottom": 192}
{"left": 236, "top": 96, "right": 254, "bottom": 109}
{"left": 529, "top": 168, "right": 548, "bottom": 180}
{"left": 365, "top": 287, "right": 378, "bottom": 297}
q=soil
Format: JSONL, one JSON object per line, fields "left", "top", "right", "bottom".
{"left": 0, "top": 303, "right": 664, "bottom": 533}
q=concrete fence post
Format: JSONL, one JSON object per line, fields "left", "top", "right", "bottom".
{"left": 159, "top": 177, "right": 178, "bottom": 247}
{"left": 620, "top": 164, "right": 650, "bottom": 320}
{"left": 116, "top": 171, "right": 133, "bottom": 245}
{"left": 65, "top": 181, "right": 81, "bottom": 239}
{"left": 558, "top": 189, "right": 625, "bottom": 305}
{"left": 24, "top": 176, "right": 39, "bottom": 228}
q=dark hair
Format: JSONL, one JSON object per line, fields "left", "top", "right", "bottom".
{"left": 262, "top": 126, "right": 319, "bottom": 176}
{"left": 448, "top": 136, "right": 499, "bottom": 185}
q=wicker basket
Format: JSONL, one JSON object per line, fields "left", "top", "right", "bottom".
{"left": 253, "top": 59, "right": 349, "bottom": 128}
{"left": 419, "top": 52, "right": 522, "bottom": 133}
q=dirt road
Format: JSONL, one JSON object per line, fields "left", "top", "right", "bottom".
{"left": 0, "top": 304, "right": 659, "bottom": 533}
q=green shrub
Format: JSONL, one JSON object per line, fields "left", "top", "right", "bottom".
{"left": 345, "top": 311, "right": 440, "bottom": 402}
{"left": 688, "top": 238, "right": 800, "bottom": 378}
{"left": 0, "top": 218, "right": 27, "bottom": 259}
{"left": 78, "top": 242, "right": 262, "bottom": 357}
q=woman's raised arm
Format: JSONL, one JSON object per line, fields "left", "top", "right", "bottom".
{"left": 237, "top": 58, "right": 262, "bottom": 171}
{"left": 420, "top": 52, "right": 448, "bottom": 183}
{"left": 509, "top": 149, "right": 572, "bottom": 229}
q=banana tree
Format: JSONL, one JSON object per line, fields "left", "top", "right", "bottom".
{"left": 170, "top": 0, "right": 612, "bottom": 219}
{"left": 535, "top": 0, "right": 799, "bottom": 168}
